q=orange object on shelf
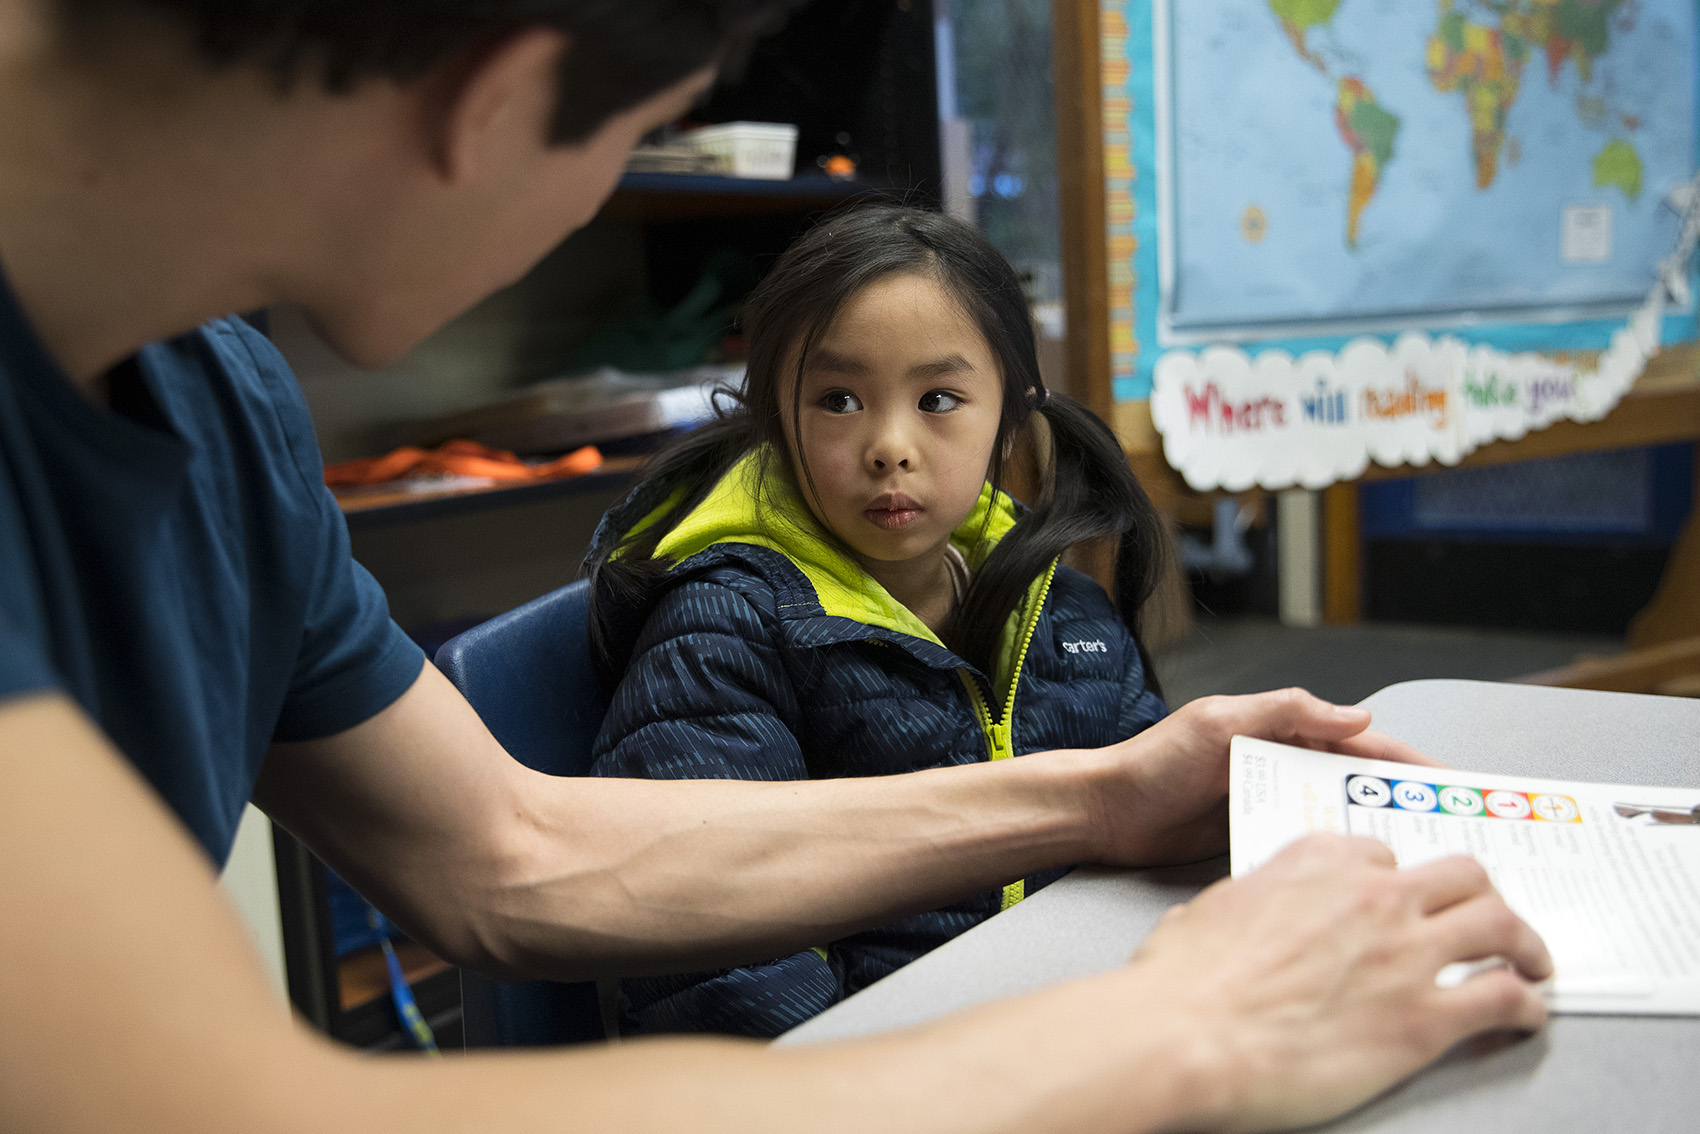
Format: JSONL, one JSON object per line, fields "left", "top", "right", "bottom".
{"left": 324, "top": 439, "right": 602, "bottom": 488}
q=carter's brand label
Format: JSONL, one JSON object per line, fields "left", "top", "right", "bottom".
{"left": 1061, "top": 639, "right": 1108, "bottom": 655}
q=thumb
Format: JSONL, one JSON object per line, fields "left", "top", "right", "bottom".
{"left": 1201, "top": 688, "right": 1372, "bottom": 746}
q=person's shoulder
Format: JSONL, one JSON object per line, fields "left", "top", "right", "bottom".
{"left": 668, "top": 543, "right": 808, "bottom": 606}
{"left": 644, "top": 546, "right": 795, "bottom": 630}
{"left": 1047, "top": 564, "right": 1125, "bottom": 627}
{"left": 148, "top": 316, "right": 326, "bottom": 495}
{"left": 151, "top": 315, "right": 298, "bottom": 404}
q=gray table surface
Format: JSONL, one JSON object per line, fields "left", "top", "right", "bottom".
{"left": 779, "top": 679, "right": 1700, "bottom": 1132}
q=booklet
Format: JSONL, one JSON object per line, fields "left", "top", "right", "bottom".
{"left": 1229, "top": 736, "right": 1700, "bottom": 1015}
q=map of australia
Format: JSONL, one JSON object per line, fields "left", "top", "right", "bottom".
{"left": 1164, "top": 0, "right": 1694, "bottom": 334}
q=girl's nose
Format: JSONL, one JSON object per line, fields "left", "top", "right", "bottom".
{"left": 867, "top": 413, "right": 916, "bottom": 472}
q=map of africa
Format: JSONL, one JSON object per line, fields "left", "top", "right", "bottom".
{"left": 1164, "top": 0, "right": 1695, "bottom": 335}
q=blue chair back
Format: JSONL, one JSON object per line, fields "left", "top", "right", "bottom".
{"left": 435, "top": 578, "right": 612, "bottom": 1047}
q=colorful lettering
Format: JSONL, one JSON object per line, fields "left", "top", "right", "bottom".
{"left": 1361, "top": 371, "right": 1449, "bottom": 429}
{"left": 1183, "top": 383, "right": 1286, "bottom": 434}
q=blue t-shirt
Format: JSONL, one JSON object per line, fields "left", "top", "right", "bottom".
{"left": 0, "top": 275, "right": 424, "bottom": 865}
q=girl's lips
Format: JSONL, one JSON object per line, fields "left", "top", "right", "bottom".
{"left": 864, "top": 506, "right": 921, "bottom": 530}
{"left": 864, "top": 495, "right": 923, "bottom": 530}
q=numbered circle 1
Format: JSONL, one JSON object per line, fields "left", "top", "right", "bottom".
{"left": 1346, "top": 775, "right": 1392, "bottom": 808}
{"left": 1392, "top": 781, "right": 1439, "bottom": 812}
{"left": 1485, "top": 790, "right": 1532, "bottom": 820}
{"left": 1531, "top": 794, "right": 1580, "bottom": 823}
{"left": 1438, "top": 786, "right": 1485, "bottom": 816}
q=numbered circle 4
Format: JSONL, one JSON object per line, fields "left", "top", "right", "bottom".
{"left": 1392, "top": 781, "right": 1439, "bottom": 811}
{"left": 1485, "top": 790, "right": 1532, "bottom": 820}
{"left": 1347, "top": 775, "right": 1392, "bottom": 807}
{"left": 1438, "top": 786, "right": 1485, "bottom": 816}
{"left": 1531, "top": 794, "right": 1580, "bottom": 823}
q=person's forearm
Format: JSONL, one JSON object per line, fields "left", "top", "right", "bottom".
{"left": 345, "top": 966, "right": 1206, "bottom": 1134}
{"left": 465, "top": 752, "right": 1104, "bottom": 980}
{"left": 260, "top": 663, "right": 1108, "bottom": 980}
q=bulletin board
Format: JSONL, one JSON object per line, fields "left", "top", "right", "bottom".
{"left": 1057, "top": 0, "right": 1700, "bottom": 493}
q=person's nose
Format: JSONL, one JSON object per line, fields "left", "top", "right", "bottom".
{"left": 865, "top": 409, "right": 915, "bottom": 473}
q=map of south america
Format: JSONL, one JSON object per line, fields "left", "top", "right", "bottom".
{"left": 1336, "top": 78, "right": 1401, "bottom": 248}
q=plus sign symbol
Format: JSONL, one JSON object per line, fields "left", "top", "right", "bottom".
{"left": 1531, "top": 794, "right": 1580, "bottom": 823}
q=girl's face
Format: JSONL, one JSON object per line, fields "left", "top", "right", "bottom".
{"left": 781, "top": 271, "right": 1005, "bottom": 573}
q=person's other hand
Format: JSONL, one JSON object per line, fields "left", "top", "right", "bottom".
{"left": 1132, "top": 834, "right": 1552, "bottom": 1132}
{"left": 1083, "top": 688, "right": 1439, "bottom": 866}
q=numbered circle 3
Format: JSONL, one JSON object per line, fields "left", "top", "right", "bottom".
{"left": 1438, "top": 785, "right": 1485, "bottom": 816}
{"left": 1392, "top": 781, "right": 1439, "bottom": 811}
{"left": 1531, "top": 794, "right": 1580, "bottom": 823}
{"left": 1347, "top": 775, "right": 1392, "bottom": 807}
{"left": 1485, "top": 790, "right": 1532, "bottom": 820}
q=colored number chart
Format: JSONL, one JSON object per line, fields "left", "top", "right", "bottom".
{"left": 1345, "top": 775, "right": 1581, "bottom": 824}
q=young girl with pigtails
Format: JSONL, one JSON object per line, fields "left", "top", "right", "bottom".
{"left": 584, "top": 204, "right": 1171, "bottom": 1037}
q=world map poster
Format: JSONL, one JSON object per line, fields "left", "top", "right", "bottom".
{"left": 1160, "top": 0, "right": 1697, "bottom": 339}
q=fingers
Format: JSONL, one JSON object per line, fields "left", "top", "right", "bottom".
{"left": 1328, "top": 729, "right": 1448, "bottom": 768}
{"left": 1435, "top": 966, "right": 1550, "bottom": 1035}
{"left": 1190, "top": 688, "right": 1372, "bottom": 745}
{"left": 1428, "top": 890, "right": 1554, "bottom": 981}
{"left": 1402, "top": 855, "right": 1494, "bottom": 914}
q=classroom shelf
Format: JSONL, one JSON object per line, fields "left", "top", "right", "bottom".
{"left": 334, "top": 457, "right": 644, "bottom": 531}
{"left": 600, "top": 172, "right": 900, "bottom": 221}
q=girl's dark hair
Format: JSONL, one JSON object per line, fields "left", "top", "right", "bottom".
{"left": 60, "top": 0, "right": 802, "bottom": 143}
{"left": 588, "top": 205, "right": 1168, "bottom": 691}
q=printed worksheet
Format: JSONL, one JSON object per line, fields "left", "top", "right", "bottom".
{"left": 1229, "top": 736, "right": 1700, "bottom": 1015}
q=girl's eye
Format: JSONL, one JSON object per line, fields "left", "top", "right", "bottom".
{"left": 820, "top": 390, "right": 863, "bottom": 414}
{"left": 919, "top": 391, "right": 963, "bottom": 413}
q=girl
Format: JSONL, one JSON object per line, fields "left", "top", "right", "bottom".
{"left": 584, "top": 205, "right": 1169, "bottom": 1037}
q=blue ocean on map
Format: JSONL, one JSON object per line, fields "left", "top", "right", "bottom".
{"left": 1165, "top": 0, "right": 1696, "bottom": 334}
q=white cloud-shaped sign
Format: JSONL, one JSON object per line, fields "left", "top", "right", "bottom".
{"left": 1151, "top": 288, "right": 1664, "bottom": 493}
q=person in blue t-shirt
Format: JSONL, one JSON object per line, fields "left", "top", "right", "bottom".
{"left": 0, "top": 3, "right": 1552, "bottom": 1133}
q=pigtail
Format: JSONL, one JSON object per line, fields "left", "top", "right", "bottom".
{"left": 948, "top": 392, "right": 1169, "bottom": 699}
{"left": 585, "top": 408, "right": 757, "bottom": 675}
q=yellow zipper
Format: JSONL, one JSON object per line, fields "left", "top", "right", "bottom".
{"left": 957, "top": 559, "right": 1059, "bottom": 911}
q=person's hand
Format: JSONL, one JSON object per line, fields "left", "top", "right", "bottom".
{"left": 1083, "top": 688, "right": 1440, "bottom": 866}
{"left": 1124, "top": 834, "right": 1551, "bottom": 1132}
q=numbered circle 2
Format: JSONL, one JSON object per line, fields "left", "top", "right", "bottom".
{"left": 1346, "top": 775, "right": 1392, "bottom": 808}
{"left": 1438, "top": 786, "right": 1485, "bottom": 816}
{"left": 1531, "top": 794, "right": 1580, "bottom": 823}
{"left": 1485, "top": 790, "right": 1532, "bottom": 820}
{"left": 1392, "top": 781, "right": 1439, "bottom": 812}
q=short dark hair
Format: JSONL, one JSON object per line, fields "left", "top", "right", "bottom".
{"left": 60, "top": 0, "right": 804, "bottom": 143}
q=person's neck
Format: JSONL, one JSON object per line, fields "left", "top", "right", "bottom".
{"left": 856, "top": 542, "right": 959, "bottom": 636}
{"left": 0, "top": 6, "right": 339, "bottom": 394}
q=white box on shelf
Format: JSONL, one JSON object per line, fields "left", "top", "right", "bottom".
{"left": 681, "top": 121, "right": 798, "bottom": 180}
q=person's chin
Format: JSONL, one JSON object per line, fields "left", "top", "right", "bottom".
{"left": 303, "top": 306, "right": 435, "bottom": 373}
{"left": 850, "top": 529, "right": 939, "bottom": 564}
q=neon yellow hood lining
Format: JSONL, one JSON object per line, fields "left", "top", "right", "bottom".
{"left": 651, "top": 447, "right": 1035, "bottom": 658}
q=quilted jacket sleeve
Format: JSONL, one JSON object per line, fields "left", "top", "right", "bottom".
{"left": 1117, "top": 627, "right": 1168, "bottom": 738}
{"left": 589, "top": 573, "right": 842, "bottom": 1036}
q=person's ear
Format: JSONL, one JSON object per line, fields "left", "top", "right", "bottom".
{"left": 428, "top": 27, "right": 569, "bottom": 183}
